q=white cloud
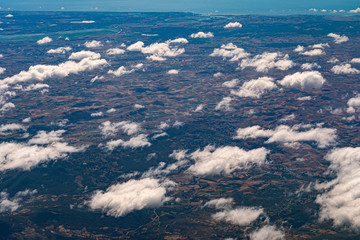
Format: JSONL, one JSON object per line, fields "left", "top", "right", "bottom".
{"left": 231, "top": 77, "right": 277, "bottom": 98}
{"left": 0, "top": 123, "right": 26, "bottom": 135}
{"left": 279, "top": 113, "right": 295, "bottom": 122}
{"left": 213, "top": 207, "right": 264, "bottom": 226}
{"left": 69, "top": 50, "right": 100, "bottom": 60}
{"left": 5, "top": 14, "right": 13, "bottom": 18}
{"left": 88, "top": 178, "right": 176, "bottom": 217}
{"left": 301, "top": 48, "right": 324, "bottom": 56}
{"left": 278, "top": 71, "right": 325, "bottom": 90}
{"left": 297, "top": 96, "right": 312, "bottom": 101}
{"left": 301, "top": 63, "right": 321, "bottom": 70}
{"left": 106, "top": 48, "right": 125, "bottom": 55}
{"left": 84, "top": 40, "right": 103, "bottom": 48}
{"left": 316, "top": 147, "right": 360, "bottom": 229}
{"left": 0, "top": 57, "right": 108, "bottom": 88}
{"left": 91, "top": 111, "right": 103, "bottom": 117}
{"left": 204, "top": 198, "right": 234, "bottom": 210}
{"left": 0, "top": 67, "right": 5, "bottom": 75}
{"left": 328, "top": 33, "right": 349, "bottom": 44}
{"left": 90, "top": 75, "right": 104, "bottom": 83}
{"left": 331, "top": 64, "right": 360, "bottom": 74}
{"left": 0, "top": 131, "right": 84, "bottom": 171}
{"left": 187, "top": 145, "right": 269, "bottom": 176}
{"left": 28, "top": 130, "right": 65, "bottom": 144}
{"left": 349, "top": 8, "right": 360, "bottom": 13}
{"left": 294, "top": 45, "right": 305, "bottom": 52}
{"left": 210, "top": 43, "right": 249, "bottom": 61}
{"left": 309, "top": 8, "right": 318, "bottom": 12}
{"left": 234, "top": 124, "right": 337, "bottom": 148}
{"left": 215, "top": 97, "right": 232, "bottom": 111}
{"left": 312, "top": 43, "right": 330, "bottom": 49}
{"left": 224, "top": 22, "right": 242, "bottom": 28}
{"left": 106, "top": 134, "right": 151, "bottom": 150}
{"left": 346, "top": 95, "right": 360, "bottom": 113}
{"left": 190, "top": 32, "right": 214, "bottom": 38}
{"left": 328, "top": 57, "right": 339, "bottom": 64}
{"left": 37, "top": 36, "right": 52, "bottom": 45}
{"left": 106, "top": 108, "right": 116, "bottom": 113}
{"left": 250, "top": 225, "right": 285, "bottom": 240}
{"left": 134, "top": 103, "right": 145, "bottom": 109}
{"left": 213, "top": 72, "right": 223, "bottom": 78}
{"left": 127, "top": 38, "right": 187, "bottom": 61}
{"left": 108, "top": 63, "right": 143, "bottom": 77}
{"left": 167, "top": 69, "right": 179, "bottom": 75}
{"left": 351, "top": 58, "right": 360, "bottom": 64}
{"left": 100, "top": 120, "right": 141, "bottom": 137}
{"left": 24, "top": 83, "right": 49, "bottom": 91}
{"left": 22, "top": 117, "right": 31, "bottom": 123}
{"left": 222, "top": 79, "right": 239, "bottom": 88}
{"left": 47, "top": 47, "right": 72, "bottom": 54}
{"left": 194, "top": 104, "right": 204, "bottom": 112}
{"left": 0, "top": 189, "right": 37, "bottom": 213}
{"left": 240, "top": 52, "right": 294, "bottom": 72}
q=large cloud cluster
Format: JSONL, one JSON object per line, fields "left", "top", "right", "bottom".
{"left": 278, "top": 71, "right": 325, "bottom": 90}
{"left": 210, "top": 43, "right": 250, "bottom": 61}
{"left": 316, "top": 147, "right": 360, "bottom": 229}
{"left": 0, "top": 123, "right": 26, "bottom": 135}
{"left": 239, "top": 52, "right": 294, "bottom": 72}
{"left": 0, "top": 130, "right": 84, "bottom": 171}
{"left": 88, "top": 178, "right": 176, "bottom": 217}
{"left": 187, "top": 145, "right": 270, "bottom": 176}
{"left": 127, "top": 38, "right": 188, "bottom": 61}
{"left": 231, "top": 77, "right": 277, "bottom": 98}
{"left": 328, "top": 33, "right": 349, "bottom": 44}
{"left": 234, "top": 124, "right": 337, "bottom": 148}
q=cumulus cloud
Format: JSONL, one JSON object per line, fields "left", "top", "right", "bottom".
{"left": 108, "top": 63, "right": 143, "bottom": 77}
{"left": 88, "top": 178, "right": 176, "bottom": 217}
{"left": 213, "top": 207, "right": 264, "bottom": 226}
{"left": 301, "top": 63, "right": 321, "bottom": 70}
{"left": 331, "top": 64, "right": 360, "bottom": 74}
{"left": 294, "top": 45, "right": 305, "bottom": 52}
{"left": 210, "top": 43, "right": 249, "bottom": 61}
{"left": 0, "top": 189, "right": 37, "bottom": 213}
{"left": 84, "top": 40, "right": 103, "bottom": 48}
{"left": 250, "top": 225, "right": 285, "bottom": 240}
{"left": 204, "top": 198, "right": 234, "bottom": 210}
{"left": 127, "top": 38, "right": 187, "bottom": 61}
{"left": 106, "top": 134, "right": 151, "bottom": 150}
{"left": 328, "top": 33, "right": 349, "bottom": 44}
{"left": 23, "top": 83, "right": 49, "bottom": 91}
{"left": 350, "top": 8, "right": 360, "bottom": 13}
{"left": 312, "top": 43, "right": 330, "bottom": 49}
{"left": 301, "top": 49, "right": 324, "bottom": 56}
{"left": 222, "top": 79, "right": 239, "bottom": 88}
{"left": 224, "top": 22, "right": 242, "bottom": 28}
{"left": 0, "top": 130, "right": 84, "bottom": 171}
{"left": 231, "top": 77, "right": 277, "bottom": 98}
{"left": 234, "top": 124, "right": 337, "bottom": 148}
{"left": 28, "top": 130, "right": 65, "bottom": 144}
{"left": 194, "top": 104, "right": 204, "bottom": 112}
{"left": 0, "top": 123, "right": 26, "bottom": 135}
{"left": 91, "top": 111, "right": 103, "bottom": 117}
{"left": 47, "top": 47, "right": 72, "bottom": 54}
{"left": 190, "top": 32, "right": 214, "bottom": 38}
{"left": 346, "top": 95, "right": 360, "bottom": 113}
{"left": 106, "top": 48, "right": 125, "bottom": 55}
{"left": 278, "top": 71, "right": 325, "bottom": 90}
{"left": 0, "top": 57, "right": 108, "bottom": 88}
{"left": 187, "top": 145, "right": 269, "bottom": 176}
{"left": 0, "top": 67, "right": 5, "bottom": 75}
{"left": 100, "top": 121, "right": 141, "bottom": 137}
{"left": 215, "top": 97, "right": 233, "bottom": 111}
{"left": 351, "top": 58, "right": 360, "bottom": 64}
{"left": 167, "top": 69, "right": 179, "bottom": 75}
{"left": 316, "top": 147, "right": 360, "bottom": 229}
{"left": 239, "top": 52, "right": 294, "bottom": 72}
{"left": 37, "top": 36, "right": 52, "bottom": 45}
{"left": 69, "top": 50, "right": 101, "bottom": 60}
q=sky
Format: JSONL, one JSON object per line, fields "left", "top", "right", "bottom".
{"left": 0, "top": 0, "right": 359, "bottom": 14}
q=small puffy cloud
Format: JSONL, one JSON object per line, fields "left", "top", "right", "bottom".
{"left": 215, "top": 97, "right": 232, "bottom": 111}
{"left": 88, "top": 178, "right": 176, "bottom": 217}
{"left": 24, "top": 83, "right": 49, "bottom": 91}
{"left": 301, "top": 48, "right": 324, "bottom": 56}
{"left": 69, "top": 50, "right": 100, "bottom": 60}
{"left": 279, "top": 114, "right": 295, "bottom": 122}
{"left": 250, "top": 225, "right": 285, "bottom": 240}
{"left": 0, "top": 123, "right": 26, "bottom": 135}
{"left": 194, "top": 104, "right": 204, "bottom": 112}
{"left": 28, "top": 130, "right": 65, "bottom": 145}
{"left": 328, "top": 57, "right": 339, "bottom": 64}
{"left": 346, "top": 95, "right": 360, "bottom": 113}
{"left": 328, "top": 33, "right": 349, "bottom": 44}
{"left": 278, "top": 71, "right": 325, "bottom": 90}
{"left": 349, "top": 8, "right": 360, "bottom": 13}
{"left": 294, "top": 45, "right": 305, "bottom": 52}
{"left": 316, "top": 147, "right": 360, "bottom": 229}
{"left": 134, "top": 103, "right": 145, "bottom": 109}
{"left": 47, "top": 47, "right": 72, "bottom": 54}
{"left": 309, "top": 8, "right": 318, "bottom": 12}
{"left": 234, "top": 124, "right": 337, "bottom": 148}
{"left": 0, "top": 67, "right": 5, "bottom": 75}
{"left": 108, "top": 63, "right": 143, "bottom": 77}
{"left": 210, "top": 43, "right": 249, "bottom": 61}
{"left": 351, "top": 58, "right": 360, "bottom": 64}
{"left": 106, "top": 134, "right": 151, "bottom": 150}
{"left": 100, "top": 120, "right": 141, "bottom": 137}
{"left": 91, "top": 111, "right": 104, "bottom": 117}
{"left": 5, "top": 14, "right": 13, "bottom": 18}
{"left": 204, "top": 198, "right": 234, "bottom": 210}
{"left": 37, "top": 36, "right": 53, "bottom": 45}
{"left": 187, "top": 145, "right": 269, "bottom": 176}
{"left": 127, "top": 38, "right": 187, "bottom": 61}
{"left": 106, "top": 108, "right": 116, "bottom": 113}
{"left": 224, "top": 22, "right": 242, "bottom": 28}
{"left": 297, "top": 96, "right": 312, "bottom": 101}
{"left": 331, "top": 64, "right": 360, "bottom": 74}
{"left": 0, "top": 189, "right": 37, "bottom": 213}
{"left": 231, "top": 77, "right": 277, "bottom": 98}
{"left": 301, "top": 63, "right": 321, "bottom": 70}
{"left": 312, "top": 43, "right": 330, "bottom": 49}
{"left": 213, "top": 72, "right": 223, "bottom": 78}
{"left": 240, "top": 52, "right": 294, "bottom": 72}
{"left": 90, "top": 75, "right": 104, "bottom": 83}
{"left": 190, "top": 32, "right": 214, "bottom": 38}
{"left": 106, "top": 48, "right": 125, "bottom": 55}
{"left": 222, "top": 79, "right": 239, "bottom": 88}
{"left": 22, "top": 117, "right": 31, "bottom": 123}
{"left": 84, "top": 40, "right": 103, "bottom": 48}
{"left": 167, "top": 69, "right": 179, "bottom": 75}
{"left": 212, "top": 207, "right": 264, "bottom": 226}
